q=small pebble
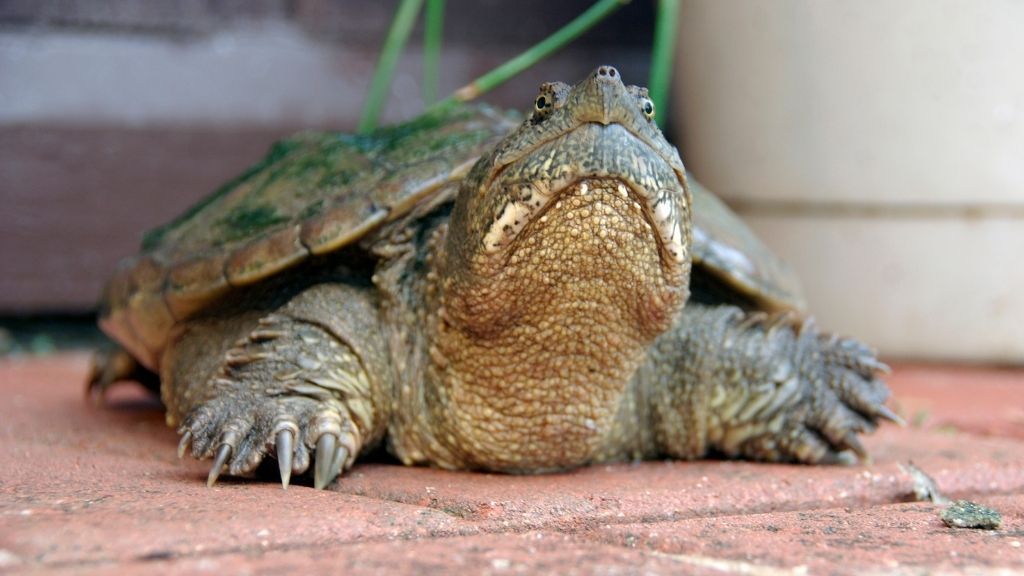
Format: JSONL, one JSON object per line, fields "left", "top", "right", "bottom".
{"left": 940, "top": 500, "right": 1002, "bottom": 530}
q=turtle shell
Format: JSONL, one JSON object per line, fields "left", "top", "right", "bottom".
{"left": 100, "top": 103, "right": 803, "bottom": 371}
{"left": 101, "top": 103, "right": 519, "bottom": 369}
{"left": 687, "top": 178, "right": 806, "bottom": 313}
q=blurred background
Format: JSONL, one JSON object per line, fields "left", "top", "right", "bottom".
{"left": 1, "top": 0, "right": 1022, "bottom": 363}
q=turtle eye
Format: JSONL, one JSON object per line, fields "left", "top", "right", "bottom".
{"left": 532, "top": 93, "right": 555, "bottom": 123}
{"left": 641, "top": 98, "right": 655, "bottom": 119}
{"left": 531, "top": 82, "right": 568, "bottom": 123}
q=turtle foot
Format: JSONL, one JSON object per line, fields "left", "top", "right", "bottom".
{"left": 686, "top": 306, "right": 898, "bottom": 465}
{"left": 163, "top": 292, "right": 383, "bottom": 490}
{"left": 179, "top": 392, "right": 360, "bottom": 490}
{"left": 728, "top": 319, "right": 897, "bottom": 464}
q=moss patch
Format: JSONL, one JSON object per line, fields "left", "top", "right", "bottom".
{"left": 216, "top": 205, "right": 289, "bottom": 243}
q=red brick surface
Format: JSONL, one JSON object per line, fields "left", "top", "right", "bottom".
{"left": 1, "top": 354, "right": 1022, "bottom": 574}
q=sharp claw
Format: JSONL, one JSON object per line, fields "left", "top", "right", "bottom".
{"left": 875, "top": 404, "right": 906, "bottom": 427}
{"left": 314, "top": 434, "right": 338, "bottom": 490}
{"left": 329, "top": 445, "right": 349, "bottom": 484}
{"left": 276, "top": 429, "right": 294, "bottom": 490}
{"left": 178, "top": 431, "right": 193, "bottom": 459}
{"left": 207, "top": 443, "right": 232, "bottom": 487}
{"left": 842, "top": 433, "right": 868, "bottom": 461}
{"left": 865, "top": 357, "right": 891, "bottom": 375}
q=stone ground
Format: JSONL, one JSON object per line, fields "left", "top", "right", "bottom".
{"left": 1, "top": 354, "right": 1022, "bottom": 575}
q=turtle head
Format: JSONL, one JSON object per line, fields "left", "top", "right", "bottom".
{"left": 441, "top": 66, "right": 692, "bottom": 341}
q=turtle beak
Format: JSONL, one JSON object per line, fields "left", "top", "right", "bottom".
{"left": 571, "top": 65, "right": 633, "bottom": 126}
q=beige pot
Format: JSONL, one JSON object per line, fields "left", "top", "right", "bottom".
{"left": 674, "top": 0, "right": 1024, "bottom": 362}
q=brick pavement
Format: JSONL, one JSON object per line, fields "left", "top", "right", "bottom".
{"left": 1, "top": 355, "right": 1021, "bottom": 574}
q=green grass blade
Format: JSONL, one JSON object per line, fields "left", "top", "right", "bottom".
{"left": 648, "top": 0, "right": 679, "bottom": 129}
{"left": 358, "top": 0, "right": 425, "bottom": 134}
{"left": 436, "top": 0, "right": 630, "bottom": 107}
{"left": 423, "top": 0, "right": 445, "bottom": 105}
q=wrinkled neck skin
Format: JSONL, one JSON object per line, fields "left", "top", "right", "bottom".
{"left": 424, "top": 178, "right": 688, "bottom": 472}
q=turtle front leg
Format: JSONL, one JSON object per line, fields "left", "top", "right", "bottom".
{"left": 642, "top": 303, "right": 901, "bottom": 464}
{"left": 164, "top": 283, "right": 393, "bottom": 489}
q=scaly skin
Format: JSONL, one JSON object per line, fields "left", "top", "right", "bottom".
{"left": 92, "top": 66, "right": 898, "bottom": 489}
{"left": 418, "top": 178, "right": 684, "bottom": 472}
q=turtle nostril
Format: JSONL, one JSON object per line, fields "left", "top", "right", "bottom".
{"left": 596, "top": 66, "right": 619, "bottom": 80}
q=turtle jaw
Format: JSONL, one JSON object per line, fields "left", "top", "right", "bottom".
{"left": 476, "top": 122, "right": 691, "bottom": 283}
{"left": 443, "top": 175, "right": 690, "bottom": 341}
{"left": 483, "top": 177, "right": 688, "bottom": 281}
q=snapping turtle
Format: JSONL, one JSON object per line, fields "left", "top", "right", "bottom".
{"left": 91, "top": 66, "right": 899, "bottom": 489}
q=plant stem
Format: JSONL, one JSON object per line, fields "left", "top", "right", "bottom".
{"left": 358, "top": 0, "right": 425, "bottom": 134}
{"left": 437, "top": 0, "right": 631, "bottom": 107}
{"left": 648, "top": 0, "right": 679, "bottom": 129}
{"left": 422, "top": 0, "right": 445, "bottom": 105}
